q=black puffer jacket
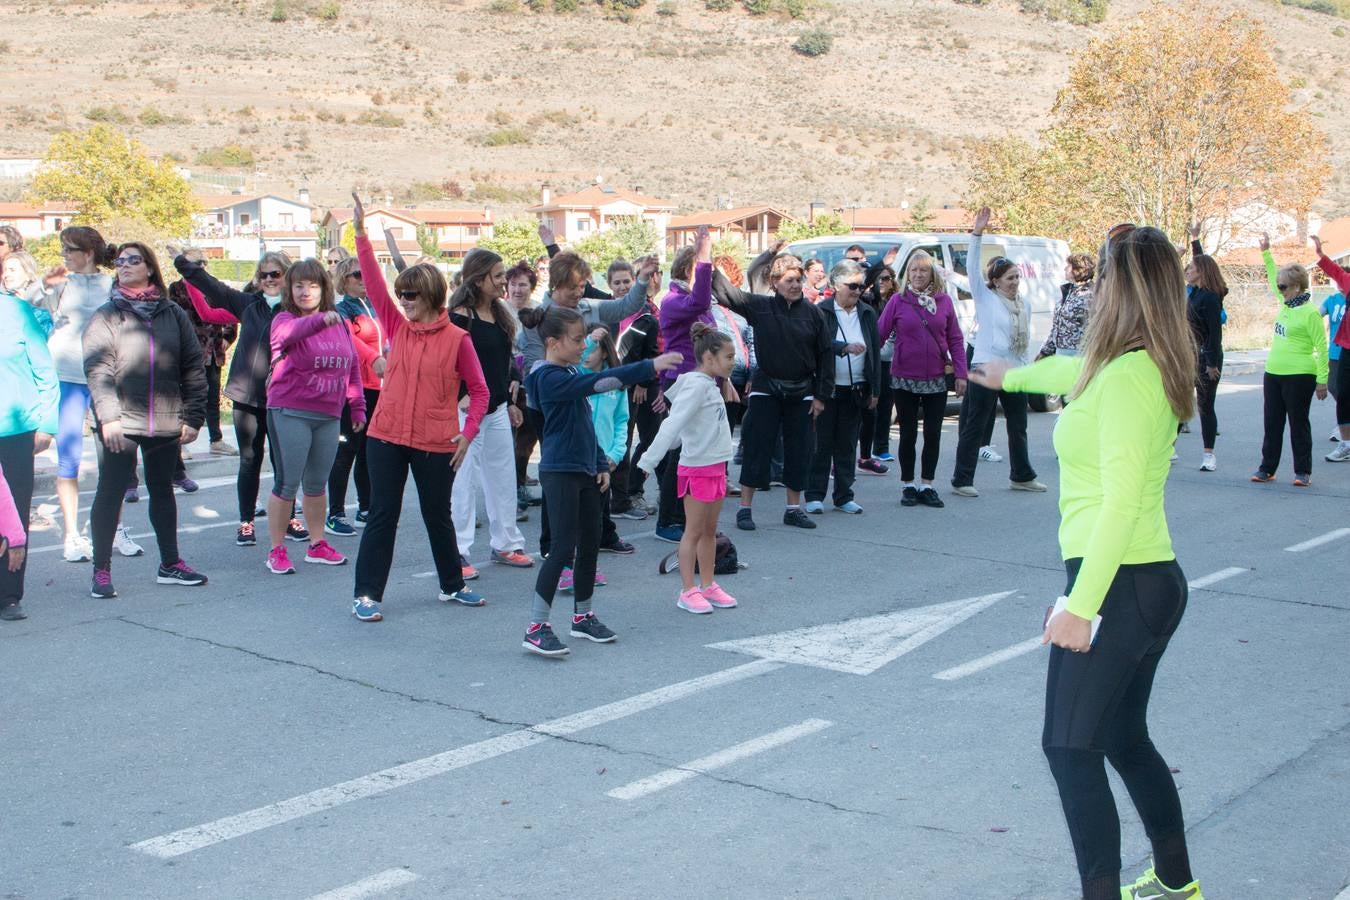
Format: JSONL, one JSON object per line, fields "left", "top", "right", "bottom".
{"left": 83, "top": 291, "right": 207, "bottom": 437}
{"left": 173, "top": 256, "right": 279, "bottom": 409}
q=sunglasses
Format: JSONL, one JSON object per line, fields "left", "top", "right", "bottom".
{"left": 396, "top": 290, "right": 420, "bottom": 301}
{"left": 347, "top": 272, "right": 363, "bottom": 281}
{"left": 258, "top": 270, "right": 284, "bottom": 280}
{"left": 0, "top": 239, "right": 8, "bottom": 247}
{"left": 878, "top": 274, "right": 894, "bottom": 281}
{"left": 1277, "top": 283, "right": 1290, "bottom": 291}
{"left": 114, "top": 255, "right": 145, "bottom": 267}
{"left": 841, "top": 282, "right": 865, "bottom": 291}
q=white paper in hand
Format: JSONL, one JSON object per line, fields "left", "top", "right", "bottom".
{"left": 1050, "top": 596, "right": 1102, "bottom": 645}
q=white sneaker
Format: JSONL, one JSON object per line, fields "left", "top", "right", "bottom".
{"left": 952, "top": 485, "right": 979, "bottom": 498}
{"left": 1010, "top": 479, "right": 1048, "bottom": 492}
{"left": 1170, "top": 451, "right": 1179, "bottom": 463}
{"left": 114, "top": 524, "right": 145, "bottom": 557}
{"left": 1332, "top": 427, "right": 1343, "bottom": 443}
{"left": 63, "top": 534, "right": 92, "bottom": 563}
{"left": 1200, "top": 453, "right": 1217, "bottom": 472}
{"left": 978, "top": 445, "right": 1003, "bottom": 463}
{"left": 1326, "top": 442, "right": 1350, "bottom": 462}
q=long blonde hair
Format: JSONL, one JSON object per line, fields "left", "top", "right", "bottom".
{"left": 904, "top": 249, "right": 946, "bottom": 296}
{"left": 1072, "top": 226, "right": 1195, "bottom": 421}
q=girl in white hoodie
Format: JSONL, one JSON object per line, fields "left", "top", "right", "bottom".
{"left": 639, "top": 322, "right": 737, "bottom": 614}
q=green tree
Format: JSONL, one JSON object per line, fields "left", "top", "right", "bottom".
{"left": 777, "top": 212, "right": 851, "bottom": 244}
{"left": 574, "top": 230, "right": 630, "bottom": 274}
{"left": 906, "top": 196, "right": 935, "bottom": 232}
{"left": 340, "top": 223, "right": 357, "bottom": 255}
{"left": 29, "top": 124, "right": 198, "bottom": 237}
{"left": 479, "top": 217, "right": 546, "bottom": 265}
{"left": 416, "top": 224, "right": 441, "bottom": 258}
{"left": 711, "top": 234, "right": 747, "bottom": 271}
{"left": 605, "top": 216, "right": 660, "bottom": 261}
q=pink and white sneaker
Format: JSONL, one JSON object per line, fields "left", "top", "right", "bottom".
{"left": 267, "top": 545, "right": 295, "bottom": 575}
{"left": 558, "top": 568, "right": 576, "bottom": 592}
{"left": 305, "top": 540, "right": 347, "bottom": 566}
{"left": 677, "top": 587, "right": 713, "bottom": 615}
{"left": 701, "top": 582, "right": 737, "bottom": 609}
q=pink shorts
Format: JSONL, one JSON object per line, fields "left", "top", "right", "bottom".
{"left": 677, "top": 463, "right": 727, "bottom": 503}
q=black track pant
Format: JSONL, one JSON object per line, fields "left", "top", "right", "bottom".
{"left": 806, "top": 387, "right": 862, "bottom": 505}
{"left": 535, "top": 471, "right": 602, "bottom": 611}
{"left": 329, "top": 388, "right": 380, "bottom": 517}
{"left": 205, "top": 363, "right": 224, "bottom": 443}
{"left": 739, "top": 394, "right": 811, "bottom": 492}
{"left": 862, "top": 378, "right": 893, "bottom": 458}
{"left": 952, "top": 381, "right": 1035, "bottom": 486}
{"left": 92, "top": 435, "right": 180, "bottom": 568}
{"left": 1259, "top": 372, "right": 1315, "bottom": 475}
{"left": 1194, "top": 366, "right": 1220, "bottom": 448}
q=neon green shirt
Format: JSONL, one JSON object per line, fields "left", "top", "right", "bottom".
{"left": 1004, "top": 352, "right": 1176, "bottom": 619}
{"left": 1263, "top": 250, "right": 1329, "bottom": 382}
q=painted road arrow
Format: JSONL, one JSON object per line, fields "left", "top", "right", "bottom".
{"left": 705, "top": 591, "right": 1015, "bottom": 675}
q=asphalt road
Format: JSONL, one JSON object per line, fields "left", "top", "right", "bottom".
{"left": 3, "top": 366, "right": 1348, "bottom": 900}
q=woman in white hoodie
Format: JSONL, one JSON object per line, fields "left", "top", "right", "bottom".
{"left": 639, "top": 323, "right": 737, "bottom": 615}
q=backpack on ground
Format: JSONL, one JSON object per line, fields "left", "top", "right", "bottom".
{"left": 657, "top": 532, "right": 744, "bottom": 576}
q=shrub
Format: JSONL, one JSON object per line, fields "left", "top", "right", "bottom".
{"left": 1018, "top": 0, "right": 1109, "bottom": 24}
{"left": 85, "top": 107, "right": 129, "bottom": 124}
{"left": 354, "top": 111, "right": 405, "bottom": 127}
{"left": 479, "top": 127, "right": 530, "bottom": 146}
{"left": 554, "top": 0, "right": 580, "bottom": 10}
{"left": 194, "top": 144, "right": 256, "bottom": 167}
{"left": 792, "top": 27, "right": 832, "bottom": 56}
{"left": 488, "top": 0, "right": 520, "bottom": 12}
{"left": 269, "top": 0, "right": 287, "bottom": 22}
{"left": 743, "top": 0, "right": 772, "bottom": 12}
{"left": 657, "top": 0, "right": 677, "bottom": 13}
{"left": 137, "top": 107, "right": 186, "bottom": 126}
{"left": 316, "top": 1, "right": 340, "bottom": 19}
{"left": 781, "top": 0, "right": 808, "bottom": 17}
{"left": 1280, "top": 0, "right": 1346, "bottom": 13}
{"left": 705, "top": 0, "right": 733, "bottom": 9}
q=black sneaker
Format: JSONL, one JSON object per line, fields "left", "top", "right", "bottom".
{"left": 917, "top": 486, "right": 945, "bottom": 508}
{"left": 783, "top": 507, "right": 816, "bottom": 529}
{"left": 599, "top": 538, "right": 636, "bottom": 555}
{"left": 236, "top": 522, "right": 256, "bottom": 546}
{"left": 901, "top": 486, "right": 919, "bottom": 507}
{"left": 570, "top": 612, "right": 617, "bottom": 643}
{"left": 286, "top": 518, "right": 310, "bottom": 542}
{"left": 736, "top": 507, "right": 756, "bottom": 531}
{"left": 523, "top": 623, "right": 570, "bottom": 657}
{"left": 91, "top": 566, "right": 118, "bottom": 599}
{"left": 157, "top": 559, "right": 208, "bottom": 586}
{"left": 0, "top": 602, "right": 26, "bottom": 621}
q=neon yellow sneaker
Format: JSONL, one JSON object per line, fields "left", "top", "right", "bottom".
{"left": 1121, "top": 866, "right": 1203, "bottom": 900}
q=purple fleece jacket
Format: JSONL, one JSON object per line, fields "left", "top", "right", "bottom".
{"left": 876, "top": 289, "right": 969, "bottom": 382}
{"left": 657, "top": 261, "right": 713, "bottom": 386}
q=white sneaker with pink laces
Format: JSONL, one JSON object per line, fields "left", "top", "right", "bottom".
{"left": 677, "top": 587, "right": 713, "bottom": 615}
{"left": 701, "top": 582, "right": 737, "bottom": 609}
{"left": 304, "top": 540, "right": 347, "bottom": 566}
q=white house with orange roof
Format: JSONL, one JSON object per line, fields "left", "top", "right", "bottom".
{"left": 0, "top": 202, "right": 80, "bottom": 241}
{"left": 528, "top": 182, "right": 677, "bottom": 248}
{"left": 666, "top": 205, "right": 794, "bottom": 255}
{"left": 191, "top": 191, "right": 319, "bottom": 260}
{"left": 320, "top": 206, "right": 494, "bottom": 264}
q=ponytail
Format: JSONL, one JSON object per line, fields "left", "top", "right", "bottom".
{"left": 691, "top": 321, "right": 732, "bottom": 359}
{"left": 519, "top": 304, "right": 583, "bottom": 341}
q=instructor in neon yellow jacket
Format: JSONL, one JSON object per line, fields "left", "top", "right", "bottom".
{"left": 1250, "top": 232, "right": 1329, "bottom": 487}
{"left": 971, "top": 225, "right": 1205, "bottom": 900}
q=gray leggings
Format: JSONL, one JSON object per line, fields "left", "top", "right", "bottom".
{"left": 267, "top": 408, "right": 341, "bottom": 502}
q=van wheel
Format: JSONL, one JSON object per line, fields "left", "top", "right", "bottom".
{"left": 1028, "top": 393, "right": 1061, "bottom": 413}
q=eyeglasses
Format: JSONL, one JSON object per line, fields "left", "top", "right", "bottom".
{"left": 878, "top": 274, "right": 894, "bottom": 281}
{"left": 396, "top": 290, "right": 420, "bottom": 301}
{"left": 1277, "top": 283, "right": 1289, "bottom": 291}
{"left": 61, "top": 245, "right": 82, "bottom": 254}
{"left": 114, "top": 255, "right": 145, "bottom": 267}
{"left": 258, "top": 270, "right": 284, "bottom": 280}
{"left": 347, "top": 272, "right": 363, "bottom": 281}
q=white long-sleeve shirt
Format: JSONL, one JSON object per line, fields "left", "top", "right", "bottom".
{"left": 637, "top": 371, "right": 732, "bottom": 470}
{"left": 967, "top": 233, "right": 1032, "bottom": 367}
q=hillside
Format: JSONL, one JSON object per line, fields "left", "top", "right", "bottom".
{"left": 4, "top": 0, "right": 1349, "bottom": 218}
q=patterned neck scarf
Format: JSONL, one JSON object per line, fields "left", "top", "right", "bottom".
{"left": 998, "top": 288, "right": 1030, "bottom": 359}
{"left": 1285, "top": 291, "right": 1311, "bottom": 309}
{"left": 909, "top": 287, "right": 936, "bottom": 316}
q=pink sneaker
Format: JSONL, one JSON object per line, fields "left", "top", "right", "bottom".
{"left": 594, "top": 569, "right": 608, "bottom": 587}
{"left": 305, "top": 540, "right": 347, "bottom": 566}
{"left": 678, "top": 587, "right": 713, "bottom": 615}
{"left": 266, "top": 545, "right": 295, "bottom": 575}
{"left": 701, "top": 582, "right": 737, "bottom": 609}
{"left": 559, "top": 568, "right": 576, "bottom": 592}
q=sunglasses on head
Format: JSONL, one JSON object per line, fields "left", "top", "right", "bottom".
{"left": 396, "top": 290, "right": 420, "bottom": 301}
{"left": 114, "top": 255, "right": 145, "bottom": 267}
{"left": 259, "top": 270, "right": 284, "bottom": 280}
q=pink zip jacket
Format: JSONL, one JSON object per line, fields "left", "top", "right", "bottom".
{"left": 267, "top": 311, "right": 366, "bottom": 423}
{"left": 0, "top": 460, "right": 25, "bottom": 549}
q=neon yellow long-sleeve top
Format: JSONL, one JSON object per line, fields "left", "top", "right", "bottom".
{"left": 1263, "top": 250, "right": 1329, "bottom": 382}
{"left": 1003, "top": 352, "right": 1176, "bottom": 619}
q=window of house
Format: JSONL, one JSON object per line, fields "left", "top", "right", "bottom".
{"left": 575, "top": 218, "right": 591, "bottom": 233}
{"left": 468, "top": 226, "right": 480, "bottom": 237}
{"left": 278, "top": 213, "right": 294, "bottom": 228}
{"left": 240, "top": 214, "right": 251, "bottom": 227}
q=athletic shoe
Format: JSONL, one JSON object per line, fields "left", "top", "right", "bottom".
{"left": 523, "top": 476, "right": 539, "bottom": 487}
{"left": 783, "top": 508, "right": 816, "bottom": 529}
{"left": 210, "top": 440, "right": 238, "bottom": 456}
{"left": 834, "top": 501, "right": 863, "bottom": 514}
{"left": 1249, "top": 470, "right": 1275, "bottom": 483}
{"left": 736, "top": 508, "right": 756, "bottom": 531}
{"left": 90, "top": 566, "right": 117, "bottom": 598}
{"left": 641, "top": 500, "right": 657, "bottom": 515}
{"left": 255, "top": 505, "right": 267, "bottom": 518}
{"left": 1121, "top": 866, "right": 1204, "bottom": 899}
{"left": 1326, "top": 442, "right": 1350, "bottom": 462}
{"left": 523, "top": 622, "right": 569, "bottom": 657}
{"left": 769, "top": 477, "right": 786, "bottom": 487}
{"left": 157, "top": 560, "right": 207, "bottom": 586}
{"left": 173, "top": 477, "right": 199, "bottom": 493}
{"left": 978, "top": 445, "right": 1003, "bottom": 462}
{"left": 352, "top": 596, "right": 383, "bottom": 622}
{"left": 0, "top": 602, "right": 26, "bottom": 621}
{"left": 875, "top": 451, "right": 895, "bottom": 462}
{"left": 516, "top": 505, "right": 529, "bottom": 522}
{"left": 558, "top": 568, "right": 576, "bottom": 592}
{"left": 918, "top": 487, "right": 945, "bottom": 508}
{"left": 491, "top": 549, "right": 534, "bottom": 568}
{"left": 803, "top": 501, "right": 824, "bottom": 514}
{"left": 952, "top": 485, "right": 979, "bottom": 498}
{"left": 1178, "top": 422, "right": 1191, "bottom": 434}
{"left": 114, "top": 525, "right": 144, "bottom": 557}
{"left": 702, "top": 582, "right": 737, "bottom": 609}
{"left": 901, "top": 486, "right": 920, "bottom": 507}
{"left": 1199, "top": 453, "right": 1217, "bottom": 472}
{"left": 461, "top": 555, "right": 479, "bottom": 580}
{"left": 305, "top": 540, "right": 347, "bottom": 565}
{"left": 236, "top": 522, "right": 256, "bottom": 546}
{"left": 285, "top": 519, "right": 309, "bottom": 542}
{"left": 594, "top": 569, "right": 608, "bottom": 586}
{"left": 677, "top": 587, "right": 713, "bottom": 614}
{"left": 1293, "top": 473, "right": 1312, "bottom": 487}
{"left": 267, "top": 545, "right": 295, "bottom": 575}
{"left": 1332, "top": 427, "right": 1343, "bottom": 442}
{"left": 1170, "top": 450, "right": 1179, "bottom": 463}
{"left": 618, "top": 506, "right": 649, "bottom": 520}
{"left": 324, "top": 515, "right": 356, "bottom": 537}
{"left": 124, "top": 487, "right": 139, "bottom": 504}
{"left": 1010, "top": 479, "right": 1048, "bottom": 492}
{"left": 440, "top": 587, "right": 486, "bottom": 607}
{"left": 599, "top": 538, "right": 636, "bottom": 555}
{"left": 63, "top": 535, "right": 92, "bottom": 563}
{"left": 354, "top": 509, "right": 369, "bottom": 527}
{"left": 655, "top": 525, "right": 684, "bottom": 544}
{"left": 857, "top": 458, "right": 889, "bottom": 475}
{"left": 570, "top": 612, "right": 617, "bottom": 642}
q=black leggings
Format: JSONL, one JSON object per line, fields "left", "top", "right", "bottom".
{"left": 536, "top": 471, "right": 603, "bottom": 611}
{"left": 205, "top": 364, "right": 224, "bottom": 443}
{"left": 0, "top": 431, "right": 35, "bottom": 606}
{"left": 1259, "top": 372, "right": 1315, "bottom": 475}
{"left": 895, "top": 388, "right": 947, "bottom": 482}
{"left": 233, "top": 402, "right": 269, "bottom": 523}
{"left": 861, "top": 378, "right": 893, "bottom": 458}
{"left": 1194, "top": 366, "right": 1220, "bottom": 448}
{"left": 1335, "top": 356, "right": 1349, "bottom": 428}
{"left": 1043, "top": 558, "right": 1192, "bottom": 892}
{"left": 329, "top": 388, "right": 379, "bottom": 517}
{"left": 91, "top": 435, "right": 180, "bottom": 568}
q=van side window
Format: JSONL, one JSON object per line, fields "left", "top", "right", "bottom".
{"left": 900, "top": 244, "right": 944, "bottom": 285}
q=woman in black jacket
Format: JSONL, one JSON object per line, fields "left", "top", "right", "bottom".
{"left": 1184, "top": 234, "right": 1226, "bottom": 472}
{"left": 84, "top": 243, "right": 208, "bottom": 599}
{"left": 169, "top": 247, "right": 306, "bottom": 547}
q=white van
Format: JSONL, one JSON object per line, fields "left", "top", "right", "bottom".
{"left": 785, "top": 232, "right": 1071, "bottom": 410}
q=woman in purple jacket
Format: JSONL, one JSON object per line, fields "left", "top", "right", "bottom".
{"left": 877, "top": 250, "right": 967, "bottom": 509}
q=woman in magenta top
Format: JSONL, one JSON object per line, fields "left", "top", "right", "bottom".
{"left": 263, "top": 258, "right": 365, "bottom": 576}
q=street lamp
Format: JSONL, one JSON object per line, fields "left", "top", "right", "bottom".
{"left": 809, "top": 200, "right": 825, "bottom": 225}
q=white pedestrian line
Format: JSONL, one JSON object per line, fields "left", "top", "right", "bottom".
{"left": 607, "top": 718, "right": 833, "bottom": 801}
{"left": 129, "top": 658, "right": 782, "bottom": 858}
{"left": 1214, "top": 383, "right": 1262, "bottom": 396}
{"left": 1186, "top": 567, "right": 1249, "bottom": 589}
{"left": 931, "top": 635, "right": 1045, "bottom": 682}
{"left": 707, "top": 591, "right": 1014, "bottom": 675}
{"left": 305, "top": 868, "right": 419, "bottom": 900}
{"left": 1283, "top": 528, "right": 1350, "bottom": 553}
{"left": 1334, "top": 884, "right": 1350, "bottom": 900}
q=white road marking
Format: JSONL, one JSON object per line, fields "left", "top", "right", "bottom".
{"left": 1214, "top": 383, "right": 1263, "bottom": 395}
{"left": 305, "top": 868, "right": 419, "bottom": 900}
{"left": 931, "top": 636, "right": 1045, "bottom": 681}
{"left": 1333, "top": 884, "right": 1350, "bottom": 900}
{"left": 129, "top": 658, "right": 782, "bottom": 858}
{"left": 607, "top": 718, "right": 833, "bottom": 801}
{"left": 707, "top": 591, "right": 1014, "bottom": 675}
{"left": 1187, "top": 567, "right": 1248, "bottom": 589}
{"left": 1284, "top": 528, "right": 1350, "bottom": 553}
